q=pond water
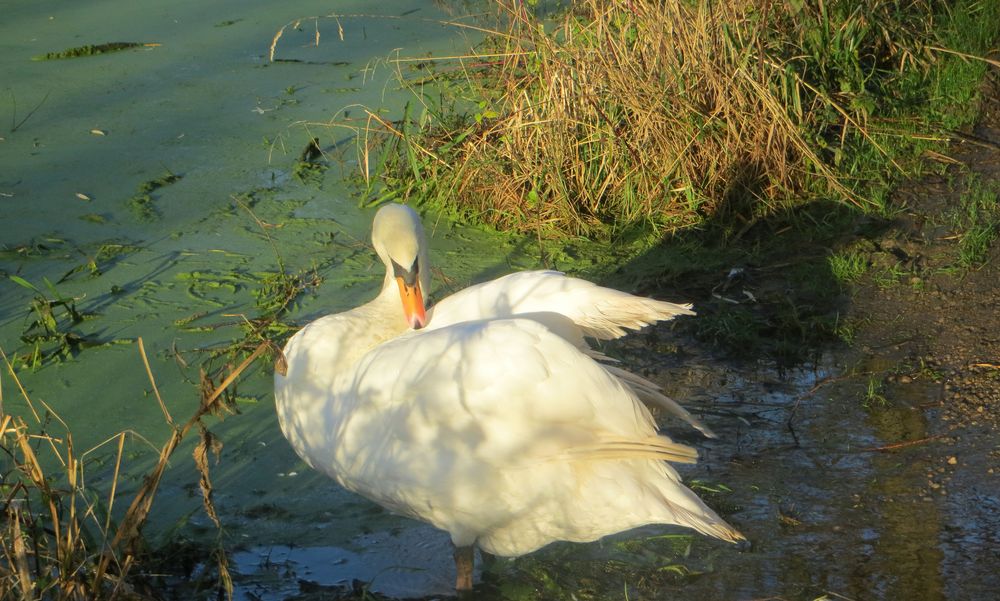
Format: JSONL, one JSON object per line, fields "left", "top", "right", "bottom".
{"left": 0, "top": 0, "right": 514, "bottom": 580}
{"left": 1, "top": 2, "right": 995, "bottom": 600}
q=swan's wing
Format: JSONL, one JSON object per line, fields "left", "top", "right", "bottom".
{"left": 598, "top": 361, "right": 716, "bottom": 438}
{"left": 333, "top": 317, "right": 738, "bottom": 551}
{"left": 425, "top": 271, "right": 710, "bottom": 436}
{"left": 336, "top": 318, "right": 690, "bottom": 491}
{"left": 349, "top": 318, "right": 677, "bottom": 453}
{"left": 426, "top": 271, "right": 694, "bottom": 340}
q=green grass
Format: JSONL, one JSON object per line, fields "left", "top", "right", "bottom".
{"left": 829, "top": 250, "right": 869, "bottom": 283}
{"left": 267, "top": 0, "right": 998, "bottom": 363}
{"left": 6, "top": 275, "right": 99, "bottom": 369}
{"left": 873, "top": 262, "right": 909, "bottom": 289}
{"left": 862, "top": 374, "right": 890, "bottom": 409}
{"left": 955, "top": 176, "right": 1000, "bottom": 268}
{"left": 923, "top": 1, "right": 999, "bottom": 130}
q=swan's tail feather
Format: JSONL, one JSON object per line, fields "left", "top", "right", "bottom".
{"left": 672, "top": 504, "right": 746, "bottom": 544}
{"left": 556, "top": 436, "right": 699, "bottom": 465}
{"left": 598, "top": 361, "right": 716, "bottom": 438}
{"left": 579, "top": 296, "right": 695, "bottom": 340}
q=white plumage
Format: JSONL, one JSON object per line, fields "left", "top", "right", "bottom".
{"left": 274, "top": 203, "right": 742, "bottom": 589}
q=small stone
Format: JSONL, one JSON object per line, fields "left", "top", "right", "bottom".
{"left": 947, "top": 456, "right": 958, "bottom": 465}
{"left": 899, "top": 375, "right": 913, "bottom": 384}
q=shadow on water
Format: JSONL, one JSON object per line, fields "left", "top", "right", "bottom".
{"left": 603, "top": 198, "right": 881, "bottom": 364}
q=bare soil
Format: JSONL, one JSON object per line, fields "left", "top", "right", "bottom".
{"left": 824, "top": 74, "right": 1000, "bottom": 596}
{"left": 849, "top": 75, "right": 1000, "bottom": 472}
{"left": 853, "top": 78, "right": 1000, "bottom": 429}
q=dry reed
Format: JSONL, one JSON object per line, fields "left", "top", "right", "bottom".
{"left": 353, "top": 0, "right": 948, "bottom": 236}
{"left": 0, "top": 339, "right": 266, "bottom": 599}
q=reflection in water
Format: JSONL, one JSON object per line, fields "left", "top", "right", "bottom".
{"left": 233, "top": 525, "right": 459, "bottom": 599}
{"left": 865, "top": 384, "right": 944, "bottom": 601}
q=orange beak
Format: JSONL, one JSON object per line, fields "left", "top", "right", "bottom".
{"left": 395, "top": 276, "right": 426, "bottom": 329}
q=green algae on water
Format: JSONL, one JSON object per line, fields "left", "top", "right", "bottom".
{"left": 79, "top": 213, "right": 107, "bottom": 224}
{"left": 128, "top": 172, "right": 183, "bottom": 221}
{"left": 293, "top": 137, "right": 327, "bottom": 185}
{"left": 32, "top": 42, "right": 154, "bottom": 61}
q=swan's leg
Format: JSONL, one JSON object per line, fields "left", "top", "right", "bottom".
{"left": 453, "top": 545, "right": 474, "bottom": 591}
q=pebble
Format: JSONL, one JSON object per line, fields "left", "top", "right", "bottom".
{"left": 947, "top": 456, "right": 958, "bottom": 465}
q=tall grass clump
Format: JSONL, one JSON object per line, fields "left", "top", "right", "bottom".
{"left": 353, "top": 0, "right": 995, "bottom": 236}
{"left": 1, "top": 348, "right": 142, "bottom": 600}
{"left": 0, "top": 338, "right": 273, "bottom": 599}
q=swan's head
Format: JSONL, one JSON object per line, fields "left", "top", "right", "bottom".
{"left": 372, "top": 203, "right": 430, "bottom": 329}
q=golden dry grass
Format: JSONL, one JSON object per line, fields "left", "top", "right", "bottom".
{"left": 353, "top": 0, "right": 958, "bottom": 237}
{"left": 0, "top": 339, "right": 266, "bottom": 599}
{"left": 268, "top": 2, "right": 1000, "bottom": 238}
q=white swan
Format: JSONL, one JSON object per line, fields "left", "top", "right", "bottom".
{"left": 274, "top": 203, "right": 743, "bottom": 591}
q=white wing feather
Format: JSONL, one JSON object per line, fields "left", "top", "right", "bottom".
{"left": 275, "top": 206, "right": 744, "bottom": 570}
{"left": 324, "top": 318, "right": 739, "bottom": 555}
{"left": 426, "top": 271, "right": 694, "bottom": 339}
{"left": 425, "top": 271, "right": 710, "bottom": 436}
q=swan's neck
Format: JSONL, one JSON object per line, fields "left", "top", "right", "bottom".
{"left": 281, "top": 281, "right": 408, "bottom": 389}
{"left": 346, "top": 282, "right": 411, "bottom": 350}
{"left": 275, "top": 280, "right": 411, "bottom": 466}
